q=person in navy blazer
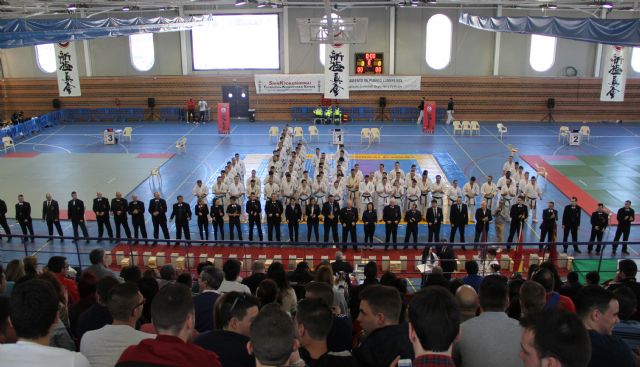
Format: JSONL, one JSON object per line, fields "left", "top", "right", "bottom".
{"left": 148, "top": 191, "right": 170, "bottom": 244}
{"left": 170, "top": 195, "right": 191, "bottom": 245}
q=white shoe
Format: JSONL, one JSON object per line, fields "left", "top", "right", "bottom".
{"left": 533, "top": 219, "right": 538, "bottom": 223}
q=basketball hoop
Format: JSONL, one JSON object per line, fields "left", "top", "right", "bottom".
{"left": 297, "top": 17, "right": 368, "bottom": 44}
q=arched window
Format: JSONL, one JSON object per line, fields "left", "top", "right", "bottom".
{"left": 129, "top": 33, "right": 155, "bottom": 71}
{"left": 35, "top": 43, "right": 56, "bottom": 73}
{"left": 632, "top": 47, "right": 640, "bottom": 73}
{"left": 319, "top": 13, "right": 343, "bottom": 66}
{"left": 425, "top": 14, "right": 452, "bottom": 70}
{"left": 529, "top": 35, "right": 556, "bottom": 72}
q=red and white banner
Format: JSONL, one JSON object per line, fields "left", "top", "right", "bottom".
{"left": 55, "top": 42, "right": 81, "bottom": 97}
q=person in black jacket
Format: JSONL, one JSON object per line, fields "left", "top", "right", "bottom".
{"left": 195, "top": 198, "right": 210, "bottom": 242}
{"left": 93, "top": 192, "right": 114, "bottom": 242}
{"left": 305, "top": 197, "right": 321, "bottom": 242}
{"left": 403, "top": 203, "right": 421, "bottom": 249}
{"left": 285, "top": 197, "right": 302, "bottom": 243}
{"left": 473, "top": 200, "right": 492, "bottom": 246}
{"left": 507, "top": 196, "right": 528, "bottom": 250}
{"left": 227, "top": 196, "right": 242, "bottom": 242}
{"left": 588, "top": 203, "right": 608, "bottom": 254}
{"left": 0, "top": 197, "right": 12, "bottom": 241}
{"left": 246, "top": 193, "right": 263, "bottom": 242}
{"left": 539, "top": 201, "right": 558, "bottom": 251}
{"left": 15, "top": 194, "right": 34, "bottom": 243}
{"left": 265, "top": 193, "right": 283, "bottom": 242}
{"left": 613, "top": 200, "right": 635, "bottom": 255}
{"left": 322, "top": 195, "right": 340, "bottom": 245}
{"left": 436, "top": 242, "right": 456, "bottom": 280}
{"left": 128, "top": 194, "right": 147, "bottom": 244}
{"left": 383, "top": 199, "right": 402, "bottom": 250}
{"left": 170, "top": 195, "right": 191, "bottom": 245}
{"left": 562, "top": 196, "right": 582, "bottom": 253}
{"left": 42, "top": 193, "right": 63, "bottom": 241}
{"left": 362, "top": 202, "right": 377, "bottom": 249}
{"left": 425, "top": 199, "right": 443, "bottom": 243}
{"left": 68, "top": 191, "right": 88, "bottom": 243}
{"left": 339, "top": 199, "right": 358, "bottom": 250}
{"left": 211, "top": 198, "right": 225, "bottom": 241}
{"left": 449, "top": 196, "right": 468, "bottom": 249}
{"left": 111, "top": 192, "right": 132, "bottom": 240}
{"left": 148, "top": 191, "right": 170, "bottom": 245}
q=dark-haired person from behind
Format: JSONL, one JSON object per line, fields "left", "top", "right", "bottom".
{"left": 612, "top": 286, "right": 640, "bottom": 351}
{"left": 305, "top": 281, "right": 353, "bottom": 353}
{"left": 607, "top": 258, "right": 640, "bottom": 321}
{"left": 248, "top": 303, "right": 301, "bottom": 367}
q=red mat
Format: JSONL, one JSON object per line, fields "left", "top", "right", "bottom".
{"left": 136, "top": 153, "right": 175, "bottom": 159}
{"left": 1, "top": 152, "right": 39, "bottom": 158}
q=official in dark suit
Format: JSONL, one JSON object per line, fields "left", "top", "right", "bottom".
{"left": 588, "top": 203, "right": 608, "bottom": 254}
{"left": 111, "top": 192, "right": 132, "bottom": 240}
{"left": 0, "top": 197, "right": 12, "bottom": 241}
{"left": 562, "top": 197, "right": 582, "bottom": 253}
{"left": 227, "top": 196, "right": 242, "bottom": 242}
{"left": 195, "top": 199, "right": 210, "bottom": 242}
{"left": 148, "top": 191, "right": 170, "bottom": 245}
{"left": 449, "top": 196, "right": 468, "bottom": 249}
{"left": 322, "top": 195, "right": 340, "bottom": 244}
{"left": 285, "top": 197, "right": 302, "bottom": 243}
{"left": 404, "top": 203, "right": 422, "bottom": 249}
{"left": 93, "top": 192, "right": 114, "bottom": 242}
{"left": 383, "top": 198, "right": 402, "bottom": 250}
{"left": 473, "top": 201, "right": 492, "bottom": 247}
{"left": 339, "top": 199, "right": 358, "bottom": 250}
{"left": 613, "top": 200, "right": 635, "bottom": 255}
{"left": 265, "top": 194, "right": 283, "bottom": 242}
{"left": 539, "top": 201, "right": 558, "bottom": 250}
{"left": 15, "top": 194, "right": 34, "bottom": 242}
{"left": 425, "top": 199, "right": 443, "bottom": 243}
{"left": 507, "top": 196, "right": 529, "bottom": 250}
{"left": 42, "top": 193, "right": 63, "bottom": 241}
{"left": 68, "top": 191, "right": 88, "bottom": 243}
{"left": 170, "top": 195, "right": 191, "bottom": 245}
{"left": 211, "top": 198, "right": 225, "bottom": 241}
{"left": 128, "top": 194, "right": 147, "bottom": 244}
{"left": 305, "top": 197, "right": 321, "bottom": 242}
{"left": 246, "top": 194, "right": 263, "bottom": 242}
{"left": 362, "top": 202, "right": 377, "bottom": 248}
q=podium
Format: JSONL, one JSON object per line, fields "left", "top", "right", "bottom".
{"left": 422, "top": 101, "right": 436, "bottom": 134}
{"left": 217, "top": 103, "right": 230, "bottom": 134}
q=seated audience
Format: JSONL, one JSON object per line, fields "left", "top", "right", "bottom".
{"left": 532, "top": 268, "right": 576, "bottom": 313}
{"left": 612, "top": 287, "right": 640, "bottom": 351}
{"left": 305, "top": 281, "right": 352, "bottom": 353}
{"left": 331, "top": 251, "right": 354, "bottom": 275}
{"left": 586, "top": 271, "right": 601, "bottom": 286}
{"left": 157, "top": 264, "right": 176, "bottom": 288}
{"left": 519, "top": 280, "right": 546, "bottom": 318}
{"left": 80, "top": 282, "right": 154, "bottom": 367}
{"left": 176, "top": 272, "right": 193, "bottom": 289}
{"left": 315, "top": 265, "right": 348, "bottom": 315}
{"left": 0, "top": 296, "right": 17, "bottom": 343}
{"left": 256, "top": 279, "right": 280, "bottom": 308}
{"left": 243, "top": 260, "right": 267, "bottom": 294}
{"left": 84, "top": 248, "right": 114, "bottom": 280}
{"left": 194, "top": 292, "right": 259, "bottom": 367}
{"left": 220, "top": 259, "right": 251, "bottom": 294}
{"left": 288, "top": 261, "right": 314, "bottom": 285}
{"left": 0, "top": 279, "right": 90, "bottom": 366}
{"left": 69, "top": 272, "right": 98, "bottom": 339}
{"left": 137, "top": 276, "right": 159, "bottom": 325}
{"left": 23, "top": 256, "right": 39, "bottom": 277}
{"left": 120, "top": 266, "right": 142, "bottom": 283}
{"left": 461, "top": 260, "right": 483, "bottom": 291}
{"left": 268, "top": 262, "right": 297, "bottom": 314}
{"left": 455, "top": 285, "right": 478, "bottom": 322}
{"left": 506, "top": 277, "right": 524, "bottom": 320}
{"left": 38, "top": 272, "right": 75, "bottom": 351}
{"left": 76, "top": 276, "right": 119, "bottom": 340}
{"left": 46, "top": 256, "right": 79, "bottom": 304}
{"left": 193, "top": 266, "right": 224, "bottom": 332}
{"left": 607, "top": 259, "right": 640, "bottom": 321}
{"left": 349, "top": 261, "right": 379, "bottom": 320}
{"left": 117, "top": 284, "right": 222, "bottom": 367}
{"left": 248, "top": 303, "right": 301, "bottom": 367}
{"left": 560, "top": 271, "right": 583, "bottom": 303}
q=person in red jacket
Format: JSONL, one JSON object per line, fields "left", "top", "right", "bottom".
{"left": 186, "top": 98, "right": 196, "bottom": 123}
{"left": 46, "top": 256, "right": 80, "bottom": 304}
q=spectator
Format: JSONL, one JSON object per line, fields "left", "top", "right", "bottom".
{"left": 267, "top": 262, "right": 297, "bottom": 314}
{"left": 0, "top": 296, "right": 17, "bottom": 343}
{"left": 157, "top": 264, "right": 176, "bottom": 288}
{"left": 137, "top": 276, "right": 159, "bottom": 325}
{"left": 315, "top": 265, "right": 348, "bottom": 315}
{"left": 6, "top": 259, "right": 25, "bottom": 282}
{"left": 288, "top": 261, "right": 314, "bottom": 285}
{"left": 0, "top": 279, "right": 90, "bottom": 366}
{"left": 532, "top": 268, "right": 576, "bottom": 313}
{"left": 23, "top": 256, "right": 39, "bottom": 277}
{"left": 612, "top": 286, "right": 640, "bottom": 351}
{"left": 248, "top": 303, "right": 300, "bottom": 367}
{"left": 353, "top": 285, "right": 413, "bottom": 367}
{"left": 256, "top": 279, "right": 280, "bottom": 308}
{"left": 80, "top": 282, "right": 154, "bottom": 367}
{"left": 482, "top": 248, "right": 500, "bottom": 275}
{"left": 506, "top": 278, "right": 524, "bottom": 320}
{"left": 120, "top": 265, "right": 142, "bottom": 283}
{"left": 84, "top": 248, "right": 114, "bottom": 280}
{"left": 220, "top": 259, "right": 251, "bottom": 294}
{"left": 519, "top": 309, "right": 591, "bottom": 367}
{"left": 46, "top": 256, "right": 79, "bottom": 304}
{"left": 296, "top": 298, "right": 354, "bottom": 367}
{"left": 176, "top": 273, "right": 193, "bottom": 290}
{"left": 194, "top": 292, "right": 259, "bottom": 367}
{"left": 76, "top": 275, "right": 119, "bottom": 340}
{"left": 576, "top": 285, "right": 635, "bottom": 367}
{"left": 462, "top": 260, "right": 483, "bottom": 291}
{"left": 407, "top": 286, "right": 460, "bottom": 367}
{"left": 423, "top": 267, "right": 450, "bottom": 289}
{"left": 454, "top": 274, "right": 522, "bottom": 367}
{"left": 380, "top": 271, "right": 408, "bottom": 322}
{"left": 519, "top": 280, "right": 546, "bottom": 318}
{"left": 117, "top": 284, "right": 222, "bottom": 367}
{"left": 331, "top": 251, "right": 354, "bottom": 275}
{"left": 38, "top": 272, "right": 75, "bottom": 351}
{"left": 607, "top": 259, "right": 640, "bottom": 321}
{"left": 349, "top": 261, "right": 379, "bottom": 320}
{"left": 193, "top": 266, "right": 224, "bottom": 332}
{"left": 539, "top": 261, "right": 563, "bottom": 292}
{"left": 305, "top": 281, "right": 352, "bottom": 353}
{"left": 436, "top": 243, "right": 456, "bottom": 280}
{"left": 455, "top": 285, "right": 478, "bottom": 322}
{"left": 527, "top": 264, "right": 540, "bottom": 280}
{"left": 560, "top": 271, "right": 583, "bottom": 303}
{"left": 243, "top": 260, "right": 267, "bottom": 294}
{"left": 69, "top": 272, "right": 98, "bottom": 340}
{"left": 586, "top": 271, "right": 601, "bottom": 286}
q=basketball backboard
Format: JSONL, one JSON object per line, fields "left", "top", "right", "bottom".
{"left": 296, "top": 17, "right": 368, "bottom": 44}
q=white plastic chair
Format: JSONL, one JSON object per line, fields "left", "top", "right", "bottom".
{"left": 308, "top": 126, "right": 319, "bottom": 142}
{"left": 470, "top": 120, "right": 480, "bottom": 135}
{"left": 452, "top": 121, "right": 463, "bottom": 135}
{"left": 462, "top": 121, "right": 471, "bottom": 135}
{"left": 294, "top": 126, "right": 304, "bottom": 141}
{"left": 497, "top": 123, "right": 508, "bottom": 139}
{"left": 360, "top": 128, "right": 371, "bottom": 144}
{"left": 2, "top": 137, "right": 15, "bottom": 153}
{"left": 370, "top": 128, "right": 381, "bottom": 143}
{"left": 176, "top": 137, "right": 187, "bottom": 153}
{"left": 122, "top": 127, "right": 133, "bottom": 142}
{"left": 269, "top": 126, "right": 279, "bottom": 142}
{"left": 558, "top": 126, "right": 570, "bottom": 143}
{"left": 579, "top": 126, "right": 590, "bottom": 142}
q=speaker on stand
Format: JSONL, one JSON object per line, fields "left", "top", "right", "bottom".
{"left": 541, "top": 98, "right": 555, "bottom": 122}
{"left": 375, "top": 97, "right": 389, "bottom": 121}
{"left": 146, "top": 97, "right": 159, "bottom": 121}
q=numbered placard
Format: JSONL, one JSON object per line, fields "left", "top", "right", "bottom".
{"left": 103, "top": 130, "right": 115, "bottom": 145}
{"left": 569, "top": 132, "right": 580, "bottom": 146}
{"left": 332, "top": 129, "right": 344, "bottom": 145}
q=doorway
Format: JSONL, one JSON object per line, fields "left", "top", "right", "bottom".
{"left": 222, "top": 85, "right": 250, "bottom": 118}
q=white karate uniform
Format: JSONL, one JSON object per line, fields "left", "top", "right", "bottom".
{"left": 281, "top": 179, "right": 298, "bottom": 203}
{"left": 298, "top": 183, "right": 311, "bottom": 214}
{"left": 480, "top": 182, "right": 498, "bottom": 210}
{"left": 312, "top": 180, "right": 328, "bottom": 206}
{"left": 406, "top": 185, "right": 421, "bottom": 212}
{"left": 246, "top": 176, "right": 262, "bottom": 190}
{"left": 229, "top": 182, "right": 246, "bottom": 212}
{"left": 462, "top": 182, "right": 480, "bottom": 218}
{"left": 523, "top": 182, "right": 542, "bottom": 221}
{"left": 502, "top": 161, "right": 516, "bottom": 175}
{"left": 418, "top": 178, "right": 433, "bottom": 214}
{"left": 500, "top": 184, "right": 517, "bottom": 215}
{"left": 359, "top": 181, "right": 375, "bottom": 214}
{"left": 264, "top": 182, "right": 280, "bottom": 200}
{"left": 447, "top": 185, "right": 463, "bottom": 205}
{"left": 192, "top": 184, "right": 209, "bottom": 200}
{"left": 376, "top": 182, "right": 392, "bottom": 218}
{"left": 247, "top": 183, "right": 262, "bottom": 200}
{"left": 431, "top": 181, "right": 446, "bottom": 208}
{"left": 213, "top": 182, "right": 228, "bottom": 208}
{"left": 330, "top": 184, "right": 345, "bottom": 205}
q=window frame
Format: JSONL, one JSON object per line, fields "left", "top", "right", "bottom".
{"left": 35, "top": 43, "right": 56, "bottom": 74}
{"left": 129, "top": 33, "right": 155, "bottom": 72}
{"left": 529, "top": 34, "right": 557, "bottom": 72}
{"left": 425, "top": 13, "right": 453, "bottom": 70}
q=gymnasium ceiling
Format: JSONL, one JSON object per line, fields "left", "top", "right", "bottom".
{"left": 0, "top": 0, "right": 636, "bottom": 18}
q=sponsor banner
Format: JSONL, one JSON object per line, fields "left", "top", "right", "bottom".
{"left": 350, "top": 75, "right": 421, "bottom": 91}
{"left": 55, "top": 42, "right": 81, "bottom": 97}
{"left": 324, "top": 44, "right": 350, "bottom": 99}
{"left": 600, "top": 45, "right": 628, "bottom": 102}
{"left": 255, "top": 74, "right": 422, "bottom": 94}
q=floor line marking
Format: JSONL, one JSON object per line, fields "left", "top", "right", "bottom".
{"left": 21, "top": 143, "right": 72, "bottom": 154}
{"left": 614, "top": 146, "right": 640, "bottom": 157}
{"left": 578, "top": 179, "right": 588, "bottom": 187}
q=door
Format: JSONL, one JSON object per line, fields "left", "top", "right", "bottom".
{"left": 222, "top": 85, "right": 250, "bottom": 118}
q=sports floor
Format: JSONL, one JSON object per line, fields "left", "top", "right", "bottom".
{"left": 1, "top": 119, "right": 639, "bottom": 276}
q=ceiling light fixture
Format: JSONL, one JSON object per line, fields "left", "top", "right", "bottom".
{"left": 547, "top": 3, "right": 558, "bottom": 9}
{"left": 235, "top": 0, "right": 247, "bottom": 6}
{"left": 122, "top": 6, "right": 130, "bottom": 11}
{"left": 601, "top": 1, "right": 613, "bottom": 9}
{"left": 67, "top": 4, "right": 77, "bottom": 11}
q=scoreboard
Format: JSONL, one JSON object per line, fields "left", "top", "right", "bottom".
{"left": 355, "top": 52, "right": 383, "bottom": 74}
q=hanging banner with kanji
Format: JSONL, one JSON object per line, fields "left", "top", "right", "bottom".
{"left": 55, "top": 42, "right": 81, "bottom": 97}
{"left": 600, "top": 45, "right": 628, "bottom": 102}
{"left": 324, "top": 44, "right": 349, "bottom": 99}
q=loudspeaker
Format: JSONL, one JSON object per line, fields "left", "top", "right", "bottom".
{"left": 147, "top": 97, "right": 156, "bottom": 108}
{"left": 546, "top": 98, "right": 555, "bottom": 109}
{"left": 379, "top": 97, "right": 387, "bottom": 108}
{"left": 52, "top": 98, "right": 61, "bottom": 109}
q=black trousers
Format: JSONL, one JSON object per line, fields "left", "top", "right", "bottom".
{"left": 132, "top": 218, "right": 147, "bottom": 242}
{"left": 539, "top": 225, "right": 555, "bottom": 249}
{"left": 229, "top": 219, "right": 242, "bottom": 241}
{"left": 307, "top": 220, "right": 319, "bottom": 242}
{"left": 114, "top": 216, "right": 132, "bottom": 239}
{"left": 249, "top": 218, "right": 263, "bottom": 241}
{"left": 0, "top": 216, "right": 12, "bottom": 239}
{"left": 613, "top": 225, "right": 631, "bottom": 252}
{"left": 507, "top": 221, "right": 523, "bottom": 250}
{"left": 71, "top": 219, "right": 89, "bottom": 241}
{"left": 152, "top": 216, "right": 170, "bottom": 241}
{"left": 267, "top": 220, "right": 281, "bottom": 241}
{"left": 342, "top": 225, "right": 357, "bottom": 249}
{"left": 97, "top": 215, "right": 113, "bottom": 239}
{"left": 385, "top": 223, "right": 398, "bottom": 245}
{"left": 212, "top": 220, "right": 224, "bottom": 240}
{"left": 363, "top": 223, "right": 375, "bottom": 243}
{"left": 197, "top": 217, "right": 209, "bottom": 240}
{"left": 324, "top": 220, "right": 339, "bottom": 243}
{"left": 474, "top": 225, "right": 488, "bottom": 243}
{"left": 175, "top": 220, "right": 191, "bottom": 243}
{"left": 428, "top": 224, "right": 440, "bottom": 243}
{"left": 46, "top": 219, "right": 64, "bottom": 239}
{"left": 405, "top": 224, "right": 418, "bottom": 243}
{"left": 288, "top": 221, "right": 299, "bottom": 242}
{"left": 450, "top": 224, "right": 466, "bottom": 244}
{"left": 588, "top": 229, "right": 604, "bottom": 252}
{"left": 562, "top": 226, "right": 579, "bottom": 251}
{"left": 19, "top": 219, "right": 35, "bottom": 241}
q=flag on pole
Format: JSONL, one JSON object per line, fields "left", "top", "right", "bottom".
{"left": 549, "top": 222, "right": 558, "bottom": 263}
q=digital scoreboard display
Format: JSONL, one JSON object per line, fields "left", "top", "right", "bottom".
{"left": 355, "top": 52, "right": 383, "bottom": 74}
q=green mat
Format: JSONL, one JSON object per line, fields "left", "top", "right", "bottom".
{"left": 572, "top": 259, "right": 618, "bottom": 285}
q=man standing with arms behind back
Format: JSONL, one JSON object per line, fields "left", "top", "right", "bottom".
{"left": 170, "top": 195, "right": 191, "bottom": 246}
{"left": 613, "top": 200, "right": 635, "bottom": 255}
{"left": 149, "top": 191, "right": 170, "bottom": 245}
{"left": 43, "top": 193, "right": 63, "bottom": 242}
{"left": 111, "top": 192, "right": 131, "bottom": 241}
{"left": 15, "top": 194, "right": 34, "bottom": 243}
{"left": 0, "top": 196, "right": 12, "bottom": 241}
{"left": 93, "top": 192, "right": 114, "bottom": 242}
{"left": 128, "top": 194, "right": 147, "bottom": 245}
{"left": 562, "top": 197, "right": 582, "bottom": 254}
{"left": 68, "top": 191, "right": 89, "bottom": 243}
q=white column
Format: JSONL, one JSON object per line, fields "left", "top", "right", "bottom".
{"left": 389, "top": 6, "right": 396, "bottom": 75}
{"left": 492, "top": 5, "right": 502, "bottom": 76}
{"left": 0, "top": 50, "right": 8, "bottom": 78}
{"left": 81, "top": 11, "right": 92, "bottom": 76}
{"left": 179, "top": 6, "right": 189, "bottom": 76}
{"left": 283, "top": 7, "right": 290, "bottom": 74}
{"left": 594, "top": 9, "right": 606, "bottom": 77}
